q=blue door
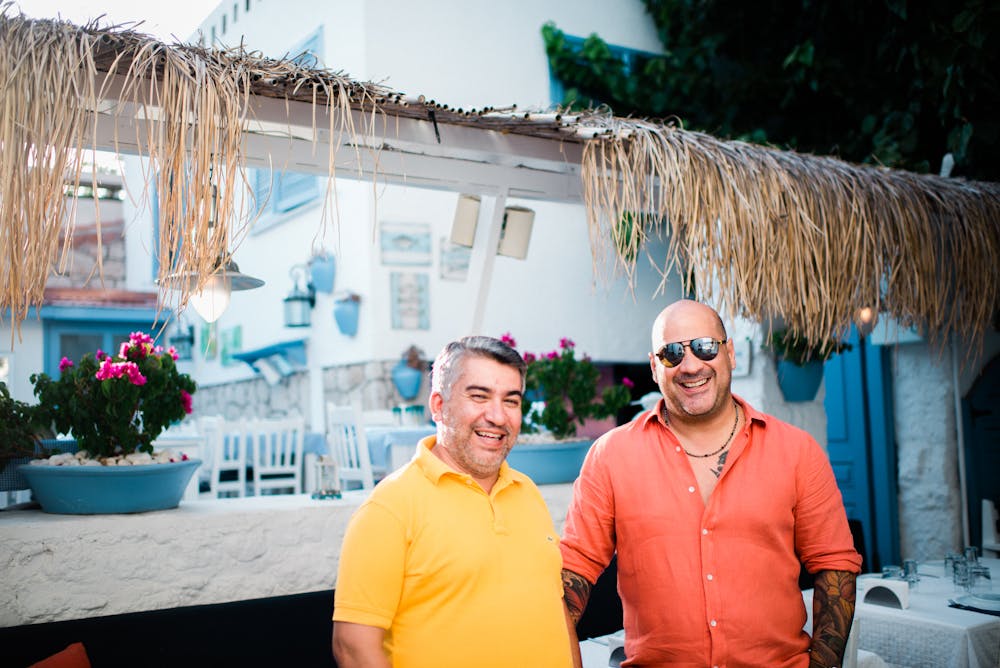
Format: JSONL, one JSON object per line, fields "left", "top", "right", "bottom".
{"left": 823, "top": 328, "right": 900, "bottom": 570}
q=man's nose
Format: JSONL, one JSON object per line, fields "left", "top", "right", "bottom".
{"left": 483, "top": 398, "right": 508, "bottom": 424}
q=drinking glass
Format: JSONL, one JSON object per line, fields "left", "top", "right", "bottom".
{"left": 964, "top": 545, "right": 980, "bottom": 565}
{"left": 953, "top": 558, "right": 971, "bottom": 592}
{"left": 903, "top": 559, "right": 920, "bottom": 589}
{"left": 944, "top": 552, "right": 962, "bottom": 576}
{"left": 969, "top": 565, "right": 992, "bottom": 596}
{"left": 881, "top": 565, "right": 903, "bottom": 579}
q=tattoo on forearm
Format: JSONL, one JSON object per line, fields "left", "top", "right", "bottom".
{"left": 561, "top": 568, "right": 593, "bottom": 624}
{"left": 809, "top": 569, "right": 857, "bottom": 668}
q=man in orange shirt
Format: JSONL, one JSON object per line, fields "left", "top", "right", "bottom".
{"left": 561, "top": 300, "right": 861, "bottom": 667}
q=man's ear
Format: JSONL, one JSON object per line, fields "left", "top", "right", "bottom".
{"left": 726, "top": 338, "right": 736, "bottom": 369}
{"left": 429, "top": 391, "right": 443, "bottom": 420}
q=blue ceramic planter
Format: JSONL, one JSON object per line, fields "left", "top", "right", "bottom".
{"left": 392, "top": 361, "right": 423, "bottom": 400}
{"left": 333, "top": 298, "right": 360, "bottom": 336}
{"left": 18, "top": 459, "right": 201, "bottom": 514}
{"left": 309, "top": 254, "right": 336, "bottom": 294}
{"left": 776, "top": 359, "right": 824, "bottom": 402}
{"left": 506, "top": 439, "right": 591, "bottom": 484}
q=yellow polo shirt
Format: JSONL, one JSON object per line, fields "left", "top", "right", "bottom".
{"left": 333, "top": 436, "right": 572, "bottom": 667}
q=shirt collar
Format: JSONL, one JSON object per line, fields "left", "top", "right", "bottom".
{"left": 641, "top": 394, "right": 769, "bottom": 430}
{"left": 414, "top": 435, "right": 526, "bottom": 492}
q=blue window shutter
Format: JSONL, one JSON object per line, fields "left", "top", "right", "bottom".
{"left": 273, "top": 171, "right": 318, "bottom": 213}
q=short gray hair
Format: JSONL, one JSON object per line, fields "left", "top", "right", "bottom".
{"left": 431, "top": 336, "right": 526, "bottom": 399}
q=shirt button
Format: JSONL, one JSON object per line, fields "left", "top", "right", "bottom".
{"left": 710, "top": 619, "right": 717, "bottom": 627}
{"left": 702, "top": 528, "right": 709, "bottom": 535}
{"left": 706, "top": 573, "right": 714, "bottom": 581}
{"left": 688, "top": 486, "right": 696, "bottom": 493}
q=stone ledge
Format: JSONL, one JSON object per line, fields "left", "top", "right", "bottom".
{"left": 0, "top": 484, "right": 575, "bottom": 626}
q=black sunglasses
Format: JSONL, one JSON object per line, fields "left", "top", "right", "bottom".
{"left": 654, "top": 337, "right": 727, "bottom": 368}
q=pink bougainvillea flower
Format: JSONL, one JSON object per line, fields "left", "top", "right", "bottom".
{"left": 559, "top": 337, "right": 575, "bottom": 350}
{"left": 122, "top": 362, "right": 147, "bottom": 386}
{"left": 546, "top": 350, "right": 559, "bottom": 360}
{"left": 95, "top": 348, "right": 106, "bottom": 360}
{"left": 58, "top": 357, "right": 74, "bottom": 373}
{"left": 523, "top": 351, "right": 537, "bottom": 364}
{"left": 95, "top": 357, "right": 120, "bottom": 380}
{"left": 622, "top": 376, "right": 635, "bottom": 388}
{"left": 500, "top": 332, "right": 517, "bottom": 348}
{"left": 119, "top": 341, "right": 132, "bottom": 359}
{"left": 180, "top": 389, "right": 193, "bottom": 414}
{"left": 167, "top": 346, "right": 179, "bottom": 361}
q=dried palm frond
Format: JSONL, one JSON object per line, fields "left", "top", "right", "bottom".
{"left": 1, "top": 10, "right": 998, "bottom": 356}
{"left": 581, "top": 121, "right": 1000, "bottom": 353}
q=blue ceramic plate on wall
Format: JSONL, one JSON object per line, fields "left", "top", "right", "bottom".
{"left": 18, "top": 459, "right": 201, "bottom": 515}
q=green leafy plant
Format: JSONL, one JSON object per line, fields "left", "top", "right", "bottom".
{"left": 766, "top": 328, "right": 852, "bottom": 366}
{"left": 502, "top": 334, "right": 632, "bottom": 440}
{"left": 0, "top": 383, "right": 46, "bottom": 466}
{"left": 30, "top": 331, "right": 197, "bottom": 459}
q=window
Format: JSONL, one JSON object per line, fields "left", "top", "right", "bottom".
{"left": 548, "top": 34, "right": 660, "bottom": 108}
{"left": 43, "top": 315, "right": 158, "bottom": 376}
{"left": 249, "top": 29, "right": 324, "bottom": 230}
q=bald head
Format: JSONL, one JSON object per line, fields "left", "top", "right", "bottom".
{"left": 651, "top": 300, "right": 727, "bottom": 350}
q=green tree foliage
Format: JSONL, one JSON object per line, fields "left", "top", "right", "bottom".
{"left": 543, "top": 0, "right": 999, "bottom": 180}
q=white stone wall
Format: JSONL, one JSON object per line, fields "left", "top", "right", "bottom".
{"left": 190, "top": 359, "right": 429, "bottom": 425}
{"left": 0, "top": 484, "right": 575, "bottom": 626}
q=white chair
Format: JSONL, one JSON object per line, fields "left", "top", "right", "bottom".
{"left": 326, "top": 403, "right": 376, "bottom": 490}
{"left": 983, "top": 499, "right": 1000, "bottom": 558}
{"left": 250, "top": 416, "right": 305, "bottom": 495}
{"left": 210, "top": 419, "right": 249, "bottom": 498}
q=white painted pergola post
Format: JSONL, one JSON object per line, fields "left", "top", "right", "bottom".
{"left": 467, "top": 189, "right": 508, "bottom": 335}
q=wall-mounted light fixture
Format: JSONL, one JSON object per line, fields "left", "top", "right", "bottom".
{"left": 283, "top": 264, "right": 316, "bottom": 328}
{"left": 168, "top": 319, "right": 195, "bottom": 361}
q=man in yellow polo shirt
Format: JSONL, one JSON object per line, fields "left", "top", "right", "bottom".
{"left": 332, "top": 336, "right": 579, "bottom": 668}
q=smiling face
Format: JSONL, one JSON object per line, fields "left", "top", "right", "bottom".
{"left": 429, "top": 354, "right": 524, "bottom": 489}
{"left": 649, "top": 300, "right": 736, "bottom": 425}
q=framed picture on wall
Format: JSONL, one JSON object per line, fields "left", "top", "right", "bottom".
{"left": 380, "top": 222, "right": 432, "bottom": 266}
{"left": 440, "top": 237, "right": 471, "bottom": 281}
{"left": 390, "top": 272, "right": 430, "bottom": 330}
{"left": 221, "top": 326, "right": 243, "bottom": 367}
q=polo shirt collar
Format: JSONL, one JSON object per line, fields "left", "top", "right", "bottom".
{"left": 414, "top": 435, "right": 526, "bottom": 492}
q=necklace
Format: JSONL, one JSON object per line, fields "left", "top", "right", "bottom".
{"left": 665, "top": 401, "right": 740, "bottom": 458}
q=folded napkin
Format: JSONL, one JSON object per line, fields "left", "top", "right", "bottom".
{"left": 948, "top": 601, "right": 1000, "bottom": 617}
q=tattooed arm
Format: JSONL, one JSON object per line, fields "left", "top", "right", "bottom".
{"left": 561, "top": 568, "right": 594, "bottom": 626}
{"left": 809, "top": 569, "right": 857, "bottom": 668}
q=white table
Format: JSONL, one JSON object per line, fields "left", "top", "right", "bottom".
{"left": 805, "top": 558, "right": 1000, "bottom": 668}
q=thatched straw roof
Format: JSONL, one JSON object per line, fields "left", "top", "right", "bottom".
{"left": 2, "top": 10, "right": 998, "bottom": 351}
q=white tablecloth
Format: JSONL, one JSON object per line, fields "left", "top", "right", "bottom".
{"left": 805, "top": 558, "right": 1000, "bottom": 668}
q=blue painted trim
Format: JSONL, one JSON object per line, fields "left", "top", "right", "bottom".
{"left": 232, "top": 339, "right": 308, "bottom": 369}
{"left": 38, "top": 305, "right": 160, "bottom": 322}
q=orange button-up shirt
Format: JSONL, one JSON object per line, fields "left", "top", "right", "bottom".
{"left": 561, "top": 396, "right": 861, "bottom": 667}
